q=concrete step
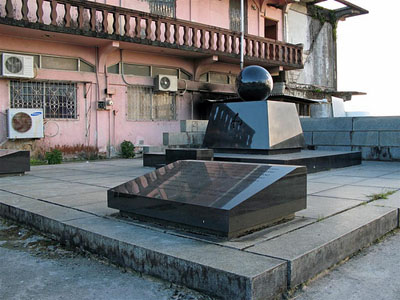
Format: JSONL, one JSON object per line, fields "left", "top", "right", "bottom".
{"left": 245, "top": 204, "right": 398, "bottom": 288}
{"left": 163, "top": 132, "right": 205, "bottom": 147}
{"left": 180, "top": 120, "right": 208, "bottom": 133}
{"left": 142, "top": 145, "right": 167, "bottom": 154}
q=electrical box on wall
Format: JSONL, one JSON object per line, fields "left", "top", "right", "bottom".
{"left": 1, "top": 53, "right": 34, "bottom": 79}
{"left": 7, "top": 108, "right": 44, "bottom": 139}
{"left": 154, "top": 75, "right": 178, "bottom": 92}
{"left": 97, "top": 99, "right": 113, "bottom": 110}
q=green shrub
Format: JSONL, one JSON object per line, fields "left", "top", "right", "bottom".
{"left": 45, "top": 149, "right": 63, "bottom": 164}
{"left": 120, "top": 140, "right": 135, "bottom": 158}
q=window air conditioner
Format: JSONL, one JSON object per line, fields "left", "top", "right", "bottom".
{"left": 1, "top": 53, "right": 34, "bottom": 79}
{"left": 154, "top": 75, "right": 178, "bottom": 92}
{"left": 7, "top": 108, "right": 44, "bottom": 139}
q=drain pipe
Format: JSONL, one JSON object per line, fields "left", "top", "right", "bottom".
{"left": 240, "top": 0, "right": 244, "bottom": 70}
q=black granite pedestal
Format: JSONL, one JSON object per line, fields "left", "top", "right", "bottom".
{"left": 108, "top": 160, "right": 307, "bottom": 238}
{"left": 166, "top": 148, "right": 214, "bottom": 164}
{"left": 0, "top": 150, "right": 30, "bottom": 176}
{"left": 202, "top": 100, "right": 305, "bottom": 154}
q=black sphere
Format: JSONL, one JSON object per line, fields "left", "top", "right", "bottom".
{"left": 236, "top": 65, "right": 273, "bottom": 101}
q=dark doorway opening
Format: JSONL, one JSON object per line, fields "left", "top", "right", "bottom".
{"left": 265, "top": 18, "right": 278, "bottom": 40}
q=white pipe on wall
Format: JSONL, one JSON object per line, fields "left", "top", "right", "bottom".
{"left": 240, "top": 0, "right": 244, "bottom": 69}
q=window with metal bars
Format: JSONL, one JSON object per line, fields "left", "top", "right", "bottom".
{"left": 148, "top": 0, "right": 176, "bottom": 18}
{"left": 127, "top": 86, "right": 176, "bottom": 121}
{"left": 10, "top": 81, "right": 77, "bottom": 119}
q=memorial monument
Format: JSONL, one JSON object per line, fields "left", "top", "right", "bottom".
{"left": 108, "top": 66, "right": 307, "bottom": 238}
{"left": 203, "top": 65, "right": 305, "bottom": 154}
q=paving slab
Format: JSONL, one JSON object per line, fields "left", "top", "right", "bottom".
{"left": 44, "top": 191, "right": 107, "bottom": 207}
{"left": 307, "top": 175, "right": 367, "bottom": 185}
{"left": 73, "top": 202, "right": 117, "bottom": 216}
{"left": 329, "top": 169, "right": 394, "bottom": 178}
{"left": 352, "top": 178, "right": 400, "bottom": 189}
{"left": 307, "top": 182, "right": 343, "bottom": 194}
{"left": 0, "top": 191, "right": 92, "bottom": 222}
{"left": 380, "top": 173, "right": 400, "bottom": 180}
{"left": 295, "top": 196, "right": 361, "bottom": 219}
{"left": 4, "top": 183, "right": 106, "bottom": 199}
{"left": 246, "top": 205, "right": 398, "bottom": 288}
{"left": 368, "top": 190, "right": 400, "bottom": 209}
{"left": 313, "top": 184, "right": 398, "bottom": 201}
{"left": 216, "top": 217, "right": 315, "bottom": 250}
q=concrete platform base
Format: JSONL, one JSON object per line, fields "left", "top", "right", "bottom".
{"left": 143, "top": 150, "right": 362, "bottom": 173}
{"left": 214, "top": 150, "right": 362, "bottom": 173}
{"left": 0, "top": 159, "right": 399, "bottom": 300}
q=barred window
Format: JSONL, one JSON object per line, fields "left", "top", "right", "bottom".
{"left": 148, "top": 0, "right": 176, "bottom": 18}
{"left": 127, "top": 86, "right": 175, "bottom": 121}
{"left": 10, "top": 81, "right": 77, "bottom": 119}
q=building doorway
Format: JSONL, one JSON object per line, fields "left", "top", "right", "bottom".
{"left": 264, "top": 18, "right": 278, "bottom": 40}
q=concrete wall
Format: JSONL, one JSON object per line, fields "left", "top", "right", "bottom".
{"left": 301, "top": 117, "right": 400, "bottom": 161}
{"left": 285, "top": 4, "right": 336, "bottom": 90}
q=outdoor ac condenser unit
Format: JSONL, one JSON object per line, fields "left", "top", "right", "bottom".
{"left": 154, "top": 75, "right": 178, "bottom": 92}
{"left": 7, "top": 108, "right": 44, "bottom": 139}
{"left": 1, "top": 53, "right": 35, "bottom": 79}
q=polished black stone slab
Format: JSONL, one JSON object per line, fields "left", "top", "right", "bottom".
{"left": 143, "top": 152, "right": 166, "bottom": 168}
{"left": 108, "top": 160, "right": 307, "bottom": 238}
{"left": 214, "top": 150, "right": 362, "bottom": 173}
{"left": 202, "top": 100, "right": 305, "bottom": 153}
{"left": 0, "top": 150, "right": 30, "bottom": 175}
{"left": 166, "top": 148, "right": 214, "bottom": 164}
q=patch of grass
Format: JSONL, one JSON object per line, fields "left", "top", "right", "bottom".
{"left": 368, "top": 190, "right": 396, "bottom": 201}
{"left": 30, "top": 158, "right": 47, "bottom": 166}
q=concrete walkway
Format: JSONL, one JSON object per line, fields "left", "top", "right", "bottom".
{"left": 0, "top": 159, "right": 399, "bottom": 299}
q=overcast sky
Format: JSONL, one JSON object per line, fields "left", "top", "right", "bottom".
{"left": 335, "top": 0, "right": 400, "bottom": 116}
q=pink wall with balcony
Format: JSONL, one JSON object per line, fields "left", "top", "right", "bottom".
{"left": 0, "top": 34, "right": 192, "bottom": 155}
{"left": 88, "top": 0, "right": 283, "bottom": 41}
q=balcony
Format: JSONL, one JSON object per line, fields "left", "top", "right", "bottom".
{"left": 0, "top": 0, "right": 303, "bottom": 70}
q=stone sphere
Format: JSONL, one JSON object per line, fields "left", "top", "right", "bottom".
{"left": 236, "top": 65, "right": 273, "bottom": 101}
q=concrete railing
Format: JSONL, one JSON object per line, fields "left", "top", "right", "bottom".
{"left": 301, "top": 117, "right": 400, "bottom": 161}
{"left": 0, "top": 0, "right": 303, "bottom": 69}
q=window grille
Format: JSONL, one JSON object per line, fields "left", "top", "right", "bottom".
{"left": 148, "top": 0, "right": 176, "bottom": 18}
{"left": 127, "top": 86, "right": 175, "bottom": 121}
{"left": 10, "top": 81, "right": 77, "bottom": 119}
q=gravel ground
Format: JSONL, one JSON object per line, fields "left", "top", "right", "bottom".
{"left": 0, "top": 218, "right": 215, "bottom": 300}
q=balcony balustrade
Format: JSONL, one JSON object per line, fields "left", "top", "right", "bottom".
{"left": 0, "top": 0, "right": 303, "bottom": 69}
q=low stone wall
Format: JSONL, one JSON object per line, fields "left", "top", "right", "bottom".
{"left": 301, "top": 117, "right": 400, "bottom": 161}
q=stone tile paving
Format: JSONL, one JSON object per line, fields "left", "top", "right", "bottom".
{"left": 0, "top": 159, "right": 399, "bottom": 299}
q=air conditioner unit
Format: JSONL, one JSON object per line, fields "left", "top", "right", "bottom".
{"left": 154, "top": 75, "right": 178, "bottom": 92}
{"left": 1, "top": 53, "right": 34, "bottom": 79}
{"left": 7, "top": 108, "right": 44, "bottom": 139}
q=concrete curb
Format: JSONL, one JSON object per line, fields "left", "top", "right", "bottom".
{"left": 0, "top": 200, "right": 287, "bottom": 300}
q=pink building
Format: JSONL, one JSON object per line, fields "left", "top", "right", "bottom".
{"left": 0, "top": 0, "right": 366, "bottom": 157}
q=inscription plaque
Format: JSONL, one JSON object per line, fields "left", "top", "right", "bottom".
{"left": 108, "top": 160, "right": 307, "bottom": 238}
{"left": 0, "top": 149, "right": 30, "bottom": 175}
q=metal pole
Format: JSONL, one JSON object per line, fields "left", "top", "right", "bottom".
{"left": 240, "top": 0, "right": 244, "bottom": 69}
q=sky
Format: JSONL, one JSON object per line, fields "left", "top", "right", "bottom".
{"left": 334, "top": 0, "right": 400, "bottom": 116}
